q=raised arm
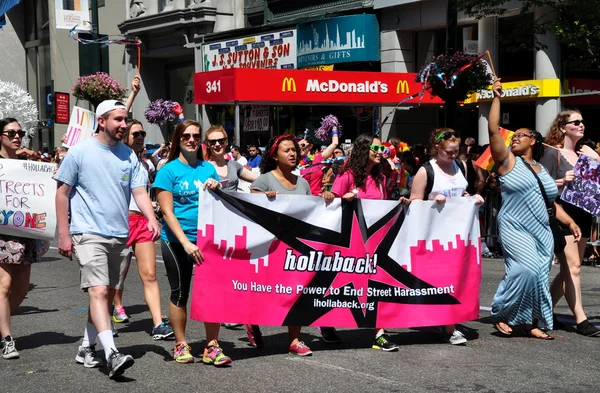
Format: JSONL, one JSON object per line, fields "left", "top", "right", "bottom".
{"left": 488, "top": 79, "right": 514, "bottom": 175}
{"left": 320, "top": 130, "right": 340, "bottom": 159}
{"left": 125, "top": 75, "right": 141, "bottom": 112}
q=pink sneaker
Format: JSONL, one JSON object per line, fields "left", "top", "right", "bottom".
{"left": 289, "top": 341, "right": 313, "bottom": 356}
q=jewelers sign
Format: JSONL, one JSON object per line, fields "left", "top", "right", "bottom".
{"left": 203, "top": 29, "right": 297, "bottom": 71}
{"left": 244, "top": 106, "right": 269, "bottom": 132}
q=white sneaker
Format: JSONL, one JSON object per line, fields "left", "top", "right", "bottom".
{"left": 75, "top": 344, "right": 102, "bottom": 368}
{"left": 447, "top": 329, "right": 467, "bottom": 345}
{"left": 2, "top": 338, "right": 19, "bottom": 359}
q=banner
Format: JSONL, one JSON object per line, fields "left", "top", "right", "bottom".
{"left": 243, "top": 105, "right": 269, "bottom": 132}
{"left": 474, "top": 127, "right": 514, "bottom": 171}
{"left": 204, "top": 29, "right": 296, "bottom": 71}
{"left": 55, "top": 0, "right": 91, "bottom": 30}
{"left": 561, "top": 155, "right": 600, "bottom": 217}
{"left": 0, "top": 159, "right": 57, "bottom": 240}
{"left": 63, "top": 106, "right": 97, "bottom": 147}
{"left": 191, "top": 191, "right": 481, "bottom": 328}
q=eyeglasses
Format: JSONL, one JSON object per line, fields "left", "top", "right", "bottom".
{"left": 132, "top": 131, "right": 146, "bottom": 138}
{"left": 2, "top": 129, "right": 25, "bottom": 139}
{"left": 181, "top": 133, "right": 201, "bottom": 141}
{"left": 370, "top": 144, "right": 385, "bottom": 153}
{"left": 207, "top": 137, "right": 228, "bottom": 146}
{"left": 435, "top": 130, "right": 458, "bottom": 142}
{"left": 511, "top": 132, "right": 532, "bottom": 140}
{"left": 564, "top": 120, "right": 584, "bottom": 126}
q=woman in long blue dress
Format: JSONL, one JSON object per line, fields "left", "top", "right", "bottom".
{"left": 488, "top": 79, "right": 581, "bottom": 339}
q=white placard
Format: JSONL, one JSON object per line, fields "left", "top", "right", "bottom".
{"left": 55, "top": 0, "right": 92, "bottom": 30}
{"left": 203, "top": 29, "right": 297, "bottom": 71}
{"left": 63, "top": 106, "right": 97, "bottom": 148}
{"left": 0, "top": 160, "right": 57, "bottom": 240}
{"left": 244, "top": 106, "right": 269, "bottom": 132}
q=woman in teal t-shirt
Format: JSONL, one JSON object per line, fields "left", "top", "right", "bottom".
{"left": 153, "top": 119, "right": 231, "bottom": 366}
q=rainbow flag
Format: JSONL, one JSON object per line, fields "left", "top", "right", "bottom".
{"left": 474, "top": 128, "right": 514, "bottom": 171}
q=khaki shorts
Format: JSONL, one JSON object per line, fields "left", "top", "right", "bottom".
{"left": 72, "top": 234, "right": 128, "bottom": 290}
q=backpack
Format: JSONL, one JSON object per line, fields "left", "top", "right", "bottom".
{"left": 423, "top": 158, "right": 466, "bottom": 200}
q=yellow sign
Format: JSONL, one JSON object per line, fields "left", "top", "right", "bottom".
{"left": 464, "top": 79, "right": 561, "bottom": 103}
{"left": 301, "top": 65, "right": 334, "bottom": 71}
{"left": 242, "top": 37, "right": 256, "bottom": 44}
{"left": 282, "top": 77, "right": 297, "bottom": 92}
{"left": 396, "top": 80, "right": 410, "bottom": 95}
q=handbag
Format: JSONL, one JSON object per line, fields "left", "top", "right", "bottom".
{"left": 522, "top": 158, "right": 567, "bottom": 253}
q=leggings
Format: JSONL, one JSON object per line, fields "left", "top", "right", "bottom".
{"left": 160, "top": 240, "right": 194, "bottom": 307}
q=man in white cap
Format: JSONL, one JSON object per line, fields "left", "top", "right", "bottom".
{"left": 55, "top": 100, "right": 160, "bottom": 379}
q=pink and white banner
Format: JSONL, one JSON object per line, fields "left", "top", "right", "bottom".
{"left": 191, "top": 191, "right": 481, "bottom": 328}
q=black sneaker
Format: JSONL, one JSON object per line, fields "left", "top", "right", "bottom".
{"left": 372, "top": 333, "right": 399, "bottom": 352}
{"left": 576, "top": 320, "right": 600, "bottom": 337}
{"left": 107, "top": 349, "right": 134, "bottom": 379}
{"left": 319, "top": 327, "right": 342, "bottom": 344}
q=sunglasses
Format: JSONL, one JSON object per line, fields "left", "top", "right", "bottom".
{"left": 370, "top": 144, "right": 385, "bottom": 153}
{"left": 132, "top": 131, "right": 146, "bottom": 138}
{"left": 512, "top": 132, "right": 533, "bottom": 140}
{"left": 564, "top": 120, "right": 584, "bottom": 126}
{"left": 181, "top": 133, "right": 201, "bottom": 141}
{"left": 207, "top": 137, "right": 228, "bottom": 146}
{"left": 3, "top": 129, "right": 25, "bottom": 139}
{"left": 435, "top": 130, "right": 458, "bottom": 142}
{"left": 299, "top": 142, "right": 310, "bottom": 148}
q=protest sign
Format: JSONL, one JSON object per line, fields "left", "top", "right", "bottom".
{"left": 0, "top": 159, "right": 57, "bottom": 240}
{"left": 191, "top": 191, "right": 481, "bottom": 328}
{"left": 63, "top": 106, "right": 97, "bottom": 147}
{"left": 561, "top": 155, "right": 600, "bottom": 217}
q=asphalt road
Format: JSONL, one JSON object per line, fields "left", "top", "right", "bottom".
{"left": 4, "top": 246, "right": 600, "bottom": 393}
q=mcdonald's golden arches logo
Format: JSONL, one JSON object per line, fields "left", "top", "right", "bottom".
{"left": 396, "top": 80, "right": 410, "bottom": 95}
{"left": 282, "top": 77, "right": 297, "bottom": 92}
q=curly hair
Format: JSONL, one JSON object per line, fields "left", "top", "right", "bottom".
{"left": 530, "top": 130, "right": 544, "bottom": 162}
{"left": 544, "top": 109, "right": 581, "bottom": 147}
{"left": 259, "top": 134, "right": 300, "bottom": 174}
{"left": 340, "top": 133, "right": 382, "bottom": 189}
{"left": 429, "top": 128, "right": 461, "bottom": 157}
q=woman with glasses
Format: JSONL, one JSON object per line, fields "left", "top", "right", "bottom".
{"left": 540, "top": 111, "right": 600, "bottom": 336}
{"left": 153, "top": 120, "right": 232, "bottom": 366}
{"left": 298, "top": 131, "right": 339, "bottom": 196}
{"left": 248, "top": 134, "right": 313, "bottom": 356}
{"left": 204, "top": 125, "right": 257, "bottom": 191}
{"left": 410, "top": 128, "right": 484, "bottom": 345}
{"left": 0, "top": 118, "right": 35, "bottom": 359}
{"left": 321, "top": 133, "right": 400, "bottom": 351}
{"left": 111, "top": 120, "right": 174, "bottom": 340}
{"left": 488, "top": 79, "right": 580, "bottom": 340}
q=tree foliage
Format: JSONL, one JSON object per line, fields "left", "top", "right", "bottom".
{"left": 457, "top": 0, "right": 600, "bottom": 68}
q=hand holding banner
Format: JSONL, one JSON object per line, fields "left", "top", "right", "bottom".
{"left": 561, "top": 155, "right": 600, "bottom": 217}
{"left": 0, "top": 159, "right": 57, "bottom": 240}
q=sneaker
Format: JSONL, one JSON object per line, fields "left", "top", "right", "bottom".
{"left": 246, "top": 324, "right": 264, "bottom": 348}
{"left": 372, "top": 333, "right": 399, "bottom": 352}
{"left": 151, "top": 322, "right": 174, "bottom": 340}
{"left": 2, "top": 337, "right": 19, "bottom": 359}
{"left": 221, "top": 323, "right": 243, "bottom": 328}
{"left": 289, "top": 341, "right": 313, "bottom": 356}
{"left": 202, "top": 344, "right": 232, "bottom": 366}
{"left": 576, "top": 319, "right": 600, "bottom": 337}
{"left": 173, "top": 342, "right": 194, "bottom": 364}
{"left": 107, "top": 349, "right": 134, "bottom": 379}
{"left": 319, "top": 327, "right": 342, "bottom": 344}
{"left": 75, "top": 344, "right": 102, "bottom": 368}
{"left": 111, "top": 321, "right": 119, "bottom": 337}
{"left": 446, "top": 329, "right": 467, "bottom": 345}
{"left": 112, "top": 306, "right": 129, "bottom": 323}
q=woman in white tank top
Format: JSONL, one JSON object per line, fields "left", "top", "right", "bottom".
{"left": 410, "top": 128, "right": 484, "bottom": 345}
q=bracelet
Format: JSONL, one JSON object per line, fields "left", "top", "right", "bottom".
{"left": 177, "top": 118, "right": 185, "bottom": 123}
{"left": 331, "top": 131, "right": 339, "bottom": 136}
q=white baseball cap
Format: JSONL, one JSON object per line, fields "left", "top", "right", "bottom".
{"left": 95, "top": 100, "right": 127, "bottom": 119}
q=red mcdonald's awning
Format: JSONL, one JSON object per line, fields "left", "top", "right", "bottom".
{"left": 193, "top": 68, "right": 443, "bottom": 106}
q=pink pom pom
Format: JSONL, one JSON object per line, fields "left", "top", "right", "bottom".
{"left": 315, "top": 114, "right": 341, "bottom": 142}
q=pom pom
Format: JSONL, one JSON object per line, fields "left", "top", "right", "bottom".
{"left": 144, "top": 99, "right": 182, "bottom": 125}
{"left": 314, "top": 114, "right": 341, "bottom": 142}
{"left": 382, "top": 142, "right": 396, "bottom": 160}
{"left": 0, "top": 80, "right": 39, "bottom": 148}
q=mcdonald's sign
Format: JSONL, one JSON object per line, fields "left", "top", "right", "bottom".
{"left": 396, "top": 80, "right": 410, "bottom": 95}
{"left": 282, "top": 77, "right": 297, "bottom": 92}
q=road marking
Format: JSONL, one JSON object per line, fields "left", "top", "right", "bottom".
{"left": 49, "top": 246, "right": 165, "bottom": 264}
{"left": 286, "top": 357, "right": 406, "bottom": 387}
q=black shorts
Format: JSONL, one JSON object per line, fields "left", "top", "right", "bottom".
{"left": 557, "top": 198, "right": 593, "bottom": 239}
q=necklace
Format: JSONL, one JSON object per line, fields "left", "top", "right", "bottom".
{"left": 524, "top": 159, "right": 539, "bottom": 166}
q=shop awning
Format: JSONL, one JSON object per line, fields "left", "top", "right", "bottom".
{"left": 193, "top": 68, "right": 443, "bottom": 106}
